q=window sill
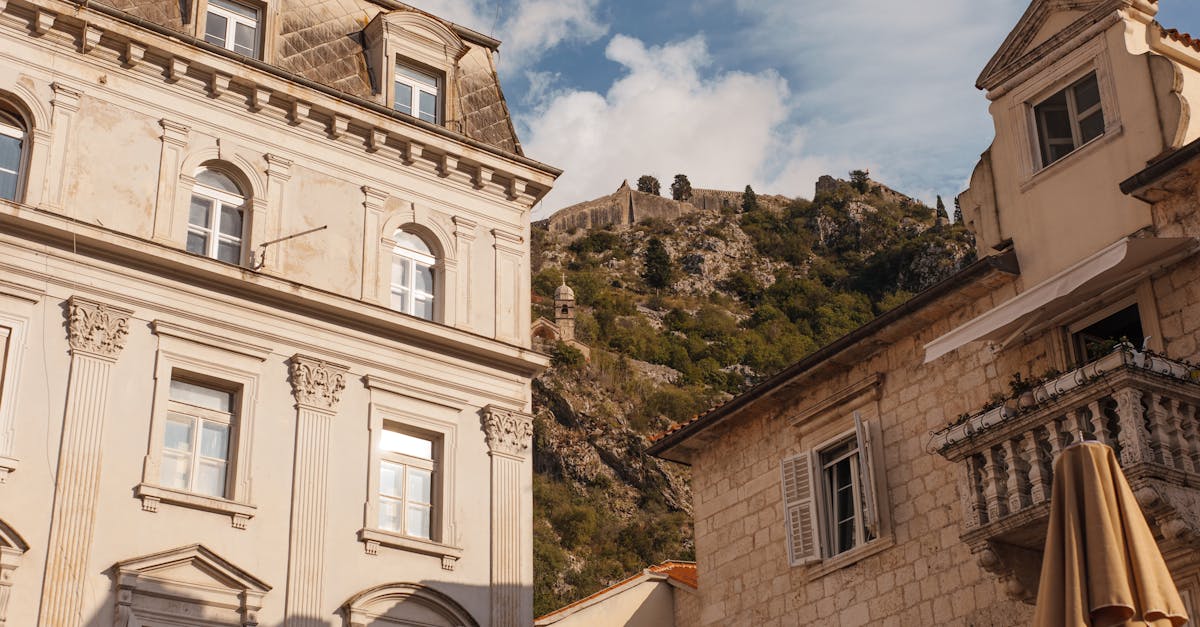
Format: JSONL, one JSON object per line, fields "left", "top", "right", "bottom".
{"left": 358, "top": 527, "right": 462, "bottom": 570}
{"left": 135, "top": 483, "right": 256, "bottom": 529}
{"left": 804, "top": 536, "right": 894, "bottom": 580}
{"left": 1019, "top": 124, "right": 1123, "bottom": 191}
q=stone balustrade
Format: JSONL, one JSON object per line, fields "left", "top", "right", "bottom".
{"left": 930, "top": 349, "right": 1200, "bottom": 601}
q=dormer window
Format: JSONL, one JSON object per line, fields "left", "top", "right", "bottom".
{"left": 1035, "top": 72, "right": 1104, "bottom": 167}
{"left": 204, "top": 0, "right": 261, "bottom": 58}
{"left": 394, "top": 63, "right": 440, "bottom": 124}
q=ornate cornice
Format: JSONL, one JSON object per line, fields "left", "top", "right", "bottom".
{"left": 67, "top": 297, "right": 133, "bottom": 360}
{"left": 288, "top": 355, "right": 349, "bottom": 412}
{"left": 481, "top": 405, "right": 533, "bottom": 458}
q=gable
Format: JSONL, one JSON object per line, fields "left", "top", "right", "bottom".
{"left": 113, "top": 544, "right": 270, "bottom": 626}
{"left": 976, "top": 0, "right": 1151, "bottom": 92}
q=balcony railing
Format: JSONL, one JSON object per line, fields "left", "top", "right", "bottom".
{"left": 930, "top": 348, "right": 1200, "bottom": 601}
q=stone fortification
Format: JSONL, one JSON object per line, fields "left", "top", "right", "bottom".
{"left": 544, "top": 182, "right": 794, "bottom": 234}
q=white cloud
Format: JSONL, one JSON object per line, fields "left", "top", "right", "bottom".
{"left": 521, "top": 34, "right": 825, "bottom": 218}
{"left": 409, "top": 0, "right": 607, "bottom": 73}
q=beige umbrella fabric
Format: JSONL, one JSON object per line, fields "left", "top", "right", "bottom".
{"left": 1033, "top": 441, "right": 1188, "bottom": 627}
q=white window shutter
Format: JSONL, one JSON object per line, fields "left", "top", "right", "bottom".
{"left": 780, "top": 452, "right": 819, "bottom": 565}
{"left": 854, "top": 412, "right": 880, "bottom": 538}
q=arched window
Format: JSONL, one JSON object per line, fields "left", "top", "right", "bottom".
{"left": 0, "top": 108, "right": 26, "bottom": 201}
{"left": 188, "top": 168, "right": 246, "bottom": 265}
{"left": 391, "top": 230, "right": 436, "bottom": 320}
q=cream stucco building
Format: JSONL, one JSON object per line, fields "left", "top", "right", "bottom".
{"left": 0, "top": 0, "right": 558, "bottom": 625}
{"left": 650, "top": 1, "right": 1200, "bottom": 625}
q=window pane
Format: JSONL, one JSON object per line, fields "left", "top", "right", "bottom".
{"left": 195, "top": 169, "right": 241, "bottom": 195}
{"left": 1073, "top": 74, "right": 1101, "bottom": 112}
{"left": 407, "top": 504, "right": 431, "bottom": 538}
{"left": 219, "top": 206, "right": 243, "bottom": 237}
{"left": 415, "top": 264, "right": 434, "bottom": 293}
{"left": 380, "top": 461, "right": 403, "bottom": 497}
{"left": 234, "top": 22, "right": 257, "bottom": 57}
{"left": 381, "top": 430, "right": 433, "bottom": 459}
{"left": 196, "top": 459, "right": 227, "bottom": 497}
{"left": 419, "top": 91, "right": 437, "bottom": 123}
{"left": 408, "top": 467, "right": 432, "bottom": 503}
{"left": 217, "top": 240, "right": 242, "bottom": 264}
{"left": 160, "top": 450, "right": 192, "bottom": 489}
{"left": 397, "top": 65, "right": 438, "bottom": 88}
{"left": 1078, "top": 111, "right": 1104, "bottom": 144}
{"left": 379, "top": 498, "right": 402, "bottom": 531}
{"left": 189, "top": 196, "right": 212, "bottom": 228}
{"left": 393, "top": 256, "right": 409, "bottom": 287}
{"left": 0, "top": 133, "right": 21, "bottom": 175}
{"left": 163, "top": 414, "right": 195, "bottom": 452}
{"left": 0, "top": 171, "right": 16, "bottom": 202}
{"left": 394, "top": 82, "right": 413, "bottom": 115}
{"left": 1038, "top": 105, "right": 1072, "bottom": 142}
{"left": 186, "top": 231, "right": 208, "bottom": 256}
{"left": 394, "top": 231, "right": 433, "bottom": 255}
{"left": 170, "top": 379, "right": 233, "bottom": 412}
{"left": 201, "top": 421, "right": 230, "bottom": 460}
{"left": 391, "top": 286, "right": 410, "bottom": 311}
{"left": 204, "top": 12, "right": 228, "bottom": 47}
{"left": 415, "top": 297, "right": 434, "bottom": 321}
{"left": 211, "top": 0, "right": 258, "bottom": 19}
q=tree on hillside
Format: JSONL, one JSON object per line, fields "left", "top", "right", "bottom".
{"left": 642, "top": 237, "right": 674, "bottom": 288}
{"left": 849, "top": 169, "right": 870, "bottom": 193}
{"left": 670, "top": 174, "right": 693, "bottom": 202}
{"left": 741, "top": 185, "right": 758, "bottom": 213}
{"left": 953, "top": 196, "right": 964, "bottom": 223}
{"left": 637, "top": 175, "right": 661, "bottom": 196}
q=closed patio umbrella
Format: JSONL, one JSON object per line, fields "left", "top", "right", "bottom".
{"left": 1033, "top": 441, "right": 1188, "bottom": 627}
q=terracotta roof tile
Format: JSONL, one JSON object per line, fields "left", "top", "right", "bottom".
{"left": 535, "top": 560, "right": 698, "bottom": 622}
{"left": 1163, "top": 26, "right": 1200, "bottom": 53}
{"left": 649, "top": 560, "right": 698, "bottom": 588}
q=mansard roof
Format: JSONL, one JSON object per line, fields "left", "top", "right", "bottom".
{"left": 95, "top": 0, "right": 522, "bottom": 154}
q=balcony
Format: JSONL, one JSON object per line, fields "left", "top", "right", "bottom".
{"left": 930, "top": 348, "right": 1200, "bottom": 602}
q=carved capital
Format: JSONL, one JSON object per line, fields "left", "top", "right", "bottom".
{"left": 288, "top": 355, "right": 348, "bottom": 412}
{"left": 481, "top": 405, "right": 533, "bottom": 458}
{"left": 67, "top": 297, "right": 132, "bottom": 360}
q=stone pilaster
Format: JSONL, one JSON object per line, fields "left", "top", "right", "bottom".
{"left": 491, "top": 229, "right": 523, "bottom": 344}
{"left": 482, "top": 405, "right": 533, "bottom": 627}
{"left": 39, "top": 297, "right": 132, "bottom": 627}
{"left": 42, "top": 83, "right": 82, "bottom": 211}
{"left": 284, "top": 355, "right": 348, "bottom": 626}
{"left": 151, "top": 119, "right": 190, "bottom": 243}
{"left": 452, "top": 216, "right": 476, "bottom": 330}
{"left": 360, "top": 186, "right": 389, "bottom": 304}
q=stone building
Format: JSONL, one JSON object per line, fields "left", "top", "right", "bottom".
{"left": 533, "top": 561, "right": 699, "bottom": 627}
{"left": 531, "top": 281, "right": 589, "bottom": 360}
{"left": 649, "top": 1, "right": 1200, "bottom": 625}
{"left": 0, "top": 0, "right": 557, "bottom": 625}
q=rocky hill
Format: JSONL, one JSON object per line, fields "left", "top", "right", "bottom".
{"left": 529, "top": 175, "right": 976, "bottom": 616}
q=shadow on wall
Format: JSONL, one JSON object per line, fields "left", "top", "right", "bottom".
{"left": 71, "top": 564, "right": 531, "bottom": 627}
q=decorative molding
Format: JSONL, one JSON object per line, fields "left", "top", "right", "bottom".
{"left": 482, "top": 405, "right": 532, "bottom": 459}
{"left": 0, "top": 518, "right": 29, "bottom": 627}
{"left": 342, "top": 583, "right": 478, "bottom": 627}
{"left": 356, "top": 528, "right": 462, "bottom": 566}
{"left": 135, "top": 483, "right": 256, "bottom": 529}
{"left": 151, "top": 319, "right": 272, "bottom": 361}
{"left": 67, "top": 297, "right": 132, "bottom": 360}
{"left": 114, "top": 545, "right": 270, "bottom": 627}
{"left": 288, "top": 355, "right": 348, "bottom": 411}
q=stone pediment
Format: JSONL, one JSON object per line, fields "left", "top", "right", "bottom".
{"left": 976, "top": 0, "right": 1155, "bottom": 92}
{"left": 113, "top": 544, "right": 270, "bottom": 626}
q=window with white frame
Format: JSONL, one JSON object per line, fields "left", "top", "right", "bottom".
{"left": 782, "top": 414, "right": 882, "bottom": 566}
{"left": 160, "top": 378, "right": 236, "bottom": 499}
{"left": 378, "top": 426, "right": 436, "bottom": 540}
{"left": 0, "top": 108, "right": 25, "bottom": 202}
{"left": 188, "top": 169, "right": 246, "bottom": 265}
{"left": 204, "top": 0, "right": 261, "bottom": 58}
{"left": 390, "top": 230, "right": 436, "bottom": 321}
{"left": 393, "top": 63, "right": 440, "bottom": 124}
{"left": 1034, "top": 72, "right": 1104, "bottom": 167}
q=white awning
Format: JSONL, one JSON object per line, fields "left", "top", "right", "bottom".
{"left": 923, "top": 237, "right": 1198, "bottom": 363}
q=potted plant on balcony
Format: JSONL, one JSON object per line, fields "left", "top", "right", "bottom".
{"left": 1010, "top": 372, "right": 1036, "bottom": 410}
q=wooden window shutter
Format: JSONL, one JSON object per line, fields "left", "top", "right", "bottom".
{"left": 854, "top": 412, "right": 880, "bottom": 538}
{"left": 780, "top": 452, "right": 819, "bottom": 565}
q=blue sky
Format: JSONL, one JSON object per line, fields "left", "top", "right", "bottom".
{"left": 419, "top": 0, "right": 1200, "bottom": 217}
